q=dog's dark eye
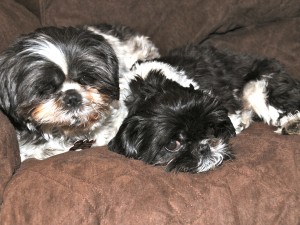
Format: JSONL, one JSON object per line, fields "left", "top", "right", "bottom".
{"left": 39, "top": 85, "right": 56, "bottom": 95}
{"left": 165, "top": 140, "right": 182, "bottom": 152}
{"left": 206, "top": 127, "right": 215, "bottom": 136}
{"left": 79, "top": 75, "right": 87, "bottom": 84}
{"left": 79, "top": 74, "right": 97, "bottom": 85}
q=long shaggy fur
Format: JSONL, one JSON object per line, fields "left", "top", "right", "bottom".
{"left": 109, "top": 44, "right": 300, "bottom": 173}
{"left": 0, "top": 24, "right": 159, "bottom": 161}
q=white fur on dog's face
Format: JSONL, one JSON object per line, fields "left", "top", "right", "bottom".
{"left": 21, "top": 35, "right": 69, "bottom": 75}
{"left": 30, "top": 84, "right": 107, "bottom": 129}
{"left": 194, "top": 139, "right": 229, "bottom": 173}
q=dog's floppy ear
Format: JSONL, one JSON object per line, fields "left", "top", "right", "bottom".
{"left": 210, "top": 108, "right": 236, "bottom": 140}
{"left": 110, "top": 71, "right": 170, "bottom": 158}
{"left": 125, "top": 70, "right": 169, "bottom": 115}
{"left": 108, "top": 115, "right": 146, "bottom": 158}
{"left": 213, "top": 119, "right": 236, "bottom": 141}
{"left": 0, "top": 51, "right": 25, "bottom": 128}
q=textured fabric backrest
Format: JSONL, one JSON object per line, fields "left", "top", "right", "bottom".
{"left": 16, "top": 0, "right": 42, "bottom": 18}
{"left": 0, "top": 0, "right": 40, "bottom": 52}
{"left": 14, "top": 0, "right": 300, "bottom": 53}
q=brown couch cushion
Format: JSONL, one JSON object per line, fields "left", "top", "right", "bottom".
{"left": 0, "top": 0, "right": 40, "bottom": 52}
{"left": 15, "top": 0, "right": 41, "bottom": 18}
{"left": 0, "top": 123, "right": 299, "bottom": 225}
{"left": 0, "top": 0, "right": 39, "bottom": 204}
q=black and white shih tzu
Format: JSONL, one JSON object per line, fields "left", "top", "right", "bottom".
{"left": 0, "top": 24, "right": 159, "bottom": 161}
{"left": 109, "top": 44, "right": 300, "bottom": 173}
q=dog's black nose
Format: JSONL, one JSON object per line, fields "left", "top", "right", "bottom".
{"left": 63, "top": 89, "right": 82, "bottom": 107}
{"left": 192, "top": 144, "right": 210, "bottom": 157}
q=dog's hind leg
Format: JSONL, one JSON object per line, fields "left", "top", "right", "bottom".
{"left": 242, "top": 79, "right": 283, "bottom": 126}
{"left": 242, "top": 79, "right": 300, "bottom": 135}
{"left": 266, "top": 71, "right": 300, "bottom": 135}
{"left": 242, "top": 74, "right": 300, "bottom": 135}
{"left": 238, "top": 56, "right": 300, "bottom": 135}
{"left": 276, "top": 112, "right": 300, "bottom": 135}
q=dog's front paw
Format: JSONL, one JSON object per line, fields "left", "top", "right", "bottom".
{"left": 278, "top": 112, "right": 300, "bottom": 135}
{"left": 281, "top": 120, "right": 300, "bottom": 135}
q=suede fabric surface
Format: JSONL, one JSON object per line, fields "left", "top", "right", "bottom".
{"left": 16, "top": 0, "right": 300, "bottom": 53}
{"left": 0, "top": 124, "right": 299, "bottom": 225}
{"left": 0, "top": 0, "right": 40, "bottom": 52}
{"left": 205, "top": 17, "right": 300, "bottom": 80}
{"left": 0, "top": 112, "right": 20, "bottom": 205}
{"left": 0, "top": 0, "right": 299, "bottom": 224}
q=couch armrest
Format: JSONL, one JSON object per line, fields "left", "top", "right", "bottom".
{"left": 0, "top": 0, "right": 39, "bottom": 204}
{"left": 0, "top": 111, "right": 20, "bottom": 204}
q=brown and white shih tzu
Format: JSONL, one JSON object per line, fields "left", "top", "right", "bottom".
{"left": 108, "top": 44, "right": 300, "bottom": 173}
{"left": 0, "top": 24, "right": 159, "bottom": 161}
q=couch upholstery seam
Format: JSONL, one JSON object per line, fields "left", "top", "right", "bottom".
{"left": 39, "top": 0, "right": 46, "bottom": 25}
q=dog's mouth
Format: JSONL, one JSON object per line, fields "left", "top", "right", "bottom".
{"left": 31, "top": 104, "right": 109, "bottom": 127}
{"left": 27, "top": 107, "right": 111, "bottom": 138}
{"left": 17, "top": 86, "right": 116, "bottom": 128}
{"left": 194, "top": 153, "right": 226, "bottom": 172}
{"left": 165, "top": 139, "right": 232, "bottom": 173}
{"left": 21, "top": 94, "right": 114, "bottom": 131}
{"left": 193, "top": 141, "right": 233, "bottom": 173}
